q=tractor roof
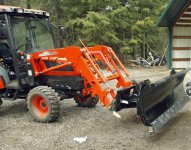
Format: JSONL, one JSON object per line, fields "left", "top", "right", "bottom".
{"left": 0, "top": 5, "right": 49, "bottom": 17}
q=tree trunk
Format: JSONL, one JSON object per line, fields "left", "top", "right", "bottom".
{"left": 143, "top": 32, "right": 146, "bottom": 59}
{"left": 55, "top": 0, "right": 64, "bottom": 47}
{"left": 132, "top": 46, "right": 135, "bottom": 59}
{"left": 0, "top": 0, "right": 5, "bottom": 5}
{"left": 26, "top": 0, "right": 31, "bottom": 9}
{"left": 145, "top": 32, "right": 148, "bottom": 59}
{"left": 55, "top": 0, "right": 61, "bottom": 25}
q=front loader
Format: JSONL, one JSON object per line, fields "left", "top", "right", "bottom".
{"left": 0, "top": 5, "right": 190, "bottom": 131}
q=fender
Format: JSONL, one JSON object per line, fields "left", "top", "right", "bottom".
{"left": 0, "top": 76, "right": 5, "bottom": 89}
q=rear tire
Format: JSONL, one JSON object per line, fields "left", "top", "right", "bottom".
{"left": 27, "top": 86, "right": 60, "bottom": 123}
{"left": 74, "top": 95, "right": 99, "bottom": 108}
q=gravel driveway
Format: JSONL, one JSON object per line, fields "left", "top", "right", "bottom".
{"left": 1, "top": 66, "right": 191, "bottom": 150}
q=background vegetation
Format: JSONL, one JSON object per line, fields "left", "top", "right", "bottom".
{"left": 0, "top": 0, "right": 168, "bottom": 62}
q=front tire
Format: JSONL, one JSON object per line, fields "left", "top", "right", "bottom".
{"left": 27, "top": 86, "right": 60, "bottom": 123}
{"left": 74, "top": 95, "right": 99, "bottom": 108}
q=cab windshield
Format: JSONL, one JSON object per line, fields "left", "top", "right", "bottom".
{"left": 10, "top": 16, "right": 55, "bottom": 53}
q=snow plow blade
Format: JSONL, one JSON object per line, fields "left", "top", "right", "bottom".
{"left": 137, "top": 69, "right": 190, "bottom": 131}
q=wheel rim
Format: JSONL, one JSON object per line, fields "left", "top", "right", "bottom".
{"left": 32, "top": 95, "right": 49, "bottom": 117}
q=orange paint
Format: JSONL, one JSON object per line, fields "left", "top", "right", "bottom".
{"left": 0, "top": 77, "right": 5, "bottom": 89}
{"left": 27, "top": 45, "right": 133, "bottom": 108}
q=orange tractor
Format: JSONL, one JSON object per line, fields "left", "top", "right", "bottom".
{"left": 0, "top": 5, "right": 190, "bottom": 131}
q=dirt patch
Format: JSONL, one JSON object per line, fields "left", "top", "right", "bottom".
{"left": 0, "top": 66, "right": 191, "bottom": 150}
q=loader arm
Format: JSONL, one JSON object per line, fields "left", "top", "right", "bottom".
{"left": 27, "top": 45, "right": 134, "bottom": 107}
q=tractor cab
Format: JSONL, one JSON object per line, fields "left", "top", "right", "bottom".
{"left": 0, "top": 6, "right": 56, "bottom": 91}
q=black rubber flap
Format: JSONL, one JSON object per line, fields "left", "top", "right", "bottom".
{"left": 137, "top": 69, "right": 190, "bottom": 130}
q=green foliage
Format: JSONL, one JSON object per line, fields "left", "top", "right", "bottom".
{"left": 5, "top": 0, "right": 168, "bottom": 60}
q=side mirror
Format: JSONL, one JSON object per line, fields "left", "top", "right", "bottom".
{"left": 0, "top": 21, "right": 8, "bottom": 39}
{"left": 59, "top": 26, "right": 66, "bottom": 39}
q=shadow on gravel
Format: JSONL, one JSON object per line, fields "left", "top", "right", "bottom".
{"left": 57, "top": 101, "right": 99, "bottom": 123}
{"left": 0, "top": 99, "right": 98, "bottom": 122}
{"left": 147, "top": 112, "right": 191, "bottom": 141}
{"left": 0, "top": 99, "right": 28, "bottom": 117}
{"left": 117, "top": 109, "right": 138, "bottom": 125}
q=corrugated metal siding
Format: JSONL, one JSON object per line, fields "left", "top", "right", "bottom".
{"left": 172, "top": 27, "right": 191, "bottom": 69}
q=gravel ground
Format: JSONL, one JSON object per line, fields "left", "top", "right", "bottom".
{"left": 1, "top": 66, "right": 191, "bottom": 150}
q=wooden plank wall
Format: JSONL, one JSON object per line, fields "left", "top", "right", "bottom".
{"left": 172, "top": 26, "right": 191, "bottom": 69}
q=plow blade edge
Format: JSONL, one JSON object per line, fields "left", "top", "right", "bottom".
{"left": 137, "top": 70, "right": 190, "bottom": 131}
